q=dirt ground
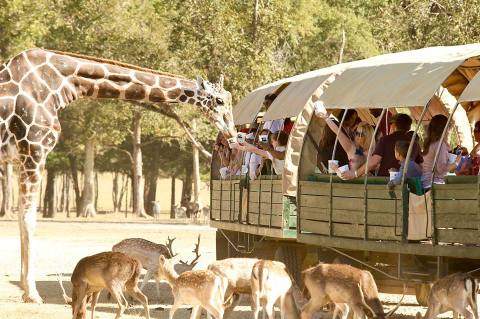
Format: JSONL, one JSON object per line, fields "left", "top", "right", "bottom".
{"left": 0, "top": 220, "right": 452, "bottom": 319}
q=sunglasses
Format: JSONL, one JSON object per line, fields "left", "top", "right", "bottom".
{"left": 355, "top": 131, "right": 366, "bottom": 137}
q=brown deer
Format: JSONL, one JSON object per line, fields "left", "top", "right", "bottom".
{"left": 301, "top": 263, "right": 403, "bottom": 319}
{"left": 111, "top": 235, "right": 201, "bottom": 300}
{"left": 251, "top": 259, "right": 299, "bottom": 319}
{"left": 416, "top": 273, "right": 479, "bottom": 319}
{"left": 69, "top": 251, "right": 150, "bottom": 319}
{"left": 207, "top": 258, "right": 259, "bottom": 318}
{"left": 157, "top": 254, "right": 229, "bottom": 319}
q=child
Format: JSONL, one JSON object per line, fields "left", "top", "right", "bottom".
{"left": 388, "top": 140, "right": 423, "bottom": 189}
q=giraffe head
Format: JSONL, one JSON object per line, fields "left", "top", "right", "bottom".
{"left": 197, "top": 76, "right": 237, "bottom": 139}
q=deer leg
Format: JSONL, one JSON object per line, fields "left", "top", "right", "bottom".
{"left": 422, "top": 303, "right": 441, "bottom": 319}
{"left": 18, "top": 167, "right": 43, "bottom": 303}
{"left": 350, "top": 303, "right": 367, "bottom": 319}
{"left": 90, "top": 291, "right": 101, "bottom": 319}
{"left": 190, "top": 305, "right": 201, "bottom": 319}
{"left": 265, "top": 300, "right": 275, "bottom": 319}
{"left": 223, "top": 291, "right": 240, "bottom": 319}
{"left": 452, "top": 304, "right": 474, "bottom": 319}
{"left": 107, "top": 285, "right": 127, "bottom": 319}
{"left": 140, "top": 269, "right": 152, "bottom": 292}
{"left": 155, "top": 277, "right": 162, "bottom": 302}
{"left": 169, "top": 301, "right": 180, "bottom": 319}
{"left": 73, "top": 283, "right": 89, "bottom": 319}
{"left": 280, "top": 295, "right": 286, "bottom": 319}
{"left": 126, "top": 283, "right": 150, "bottom": 319}
{"left": 300, "top": 297, "right": 328, "bottom": 319}
{"left": 203, "top": 302, "right": 223, "bottom": 319}
{"left": 252, "top": 291, "right": 261, "bottom": 319}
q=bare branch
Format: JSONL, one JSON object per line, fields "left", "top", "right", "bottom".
{"left": 103, "top": 146, "right": 134, "bottom": 165}
{"left": 132, "top": 101, "right": 212, "bottom": 160}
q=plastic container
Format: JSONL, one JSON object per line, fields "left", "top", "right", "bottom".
{"left": 328, "top": 160, "right": 339, "bottom": 174}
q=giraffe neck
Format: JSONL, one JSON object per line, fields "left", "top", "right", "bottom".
{"left": 2, "top": 49, "right": 213, "bottom": 113}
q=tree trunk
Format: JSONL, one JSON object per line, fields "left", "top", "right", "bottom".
{"left": 112, "top": 172, "right": 119, "bottom": 213}
{"left": 170, "top": 175, "right": 176, "bottom": 219}
{"left": 43, "top": 169, "right": 56, "bottom": 218}
{"left": 0, "top": 163, "right": 13, "bottom": 217}
{"left": 132, "top": 110, "right": 147, "bottom": 217}
{"left": 69, "top": 155, "right": 82, "bottom": 217}
{"left": 181, "top": 165, "right": 193, "bottom": 217}
{"left": 144, "top": 172, "right": 158, "bottom": 216}
{"left": 94, "top": 172, "right": 99, "bottom": 212}
{"left": 192, "top": 119, "right": 201, "bottom": 205}
{"left": 65, "top": 174, "right": 70, "bottom": 217}
{"left": 80, "top": 138, "right": 96, "bottom": 217}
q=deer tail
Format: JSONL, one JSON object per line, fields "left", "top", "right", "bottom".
{"left": 465, "top": 276, "right": 478, "bottom": 314}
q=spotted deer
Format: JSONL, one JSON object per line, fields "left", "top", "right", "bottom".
{"left": 111, "top": 235, "right": 201, "bottom": 300}
{"left": 207, "top": 258, "right": 259, "bottom": 318}
{"left": 69, "top": 251, "right": 150, "bottom": 319}
{"left": 416, "top": 273, "right": 479, "bottom": 319}
{"left": 251, "top": 259, "right": 299, "bottom": 319}
{"left": 157, "top": 255, "right": 229, "bottom": 319}
{"left": 301, "top": 263, "right": 403, "bottom": 319}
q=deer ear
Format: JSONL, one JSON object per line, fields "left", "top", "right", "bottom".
{"left": 159, "top": 255, "right": 166, "bottom": 264}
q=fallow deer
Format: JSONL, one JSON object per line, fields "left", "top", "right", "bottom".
{"left": 207, "top": 258, "right": 259, "bottom": 317}
{"left": 416, "top": 273, "right": 479, "bottom": 319}
{"left": 69, "top": 251, "right": 150, "bottom": 319}
{"left": 251, "top": 259, "right": 300, "bottom": 319}
{"left": 111, "top": 235, "right": 201, "bottom": 300}
{"left": 157, "top": 255, "right": 229, "bottom": 319}
{"left": 301, "top": 263, "right": 403, "bottom": 319}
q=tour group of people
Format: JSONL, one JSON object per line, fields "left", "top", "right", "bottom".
{"left": 313, "top": 102, "right": 480, "bottom": 190}
{"left": 215, "top": 93, "right": 480, "bottom": 191}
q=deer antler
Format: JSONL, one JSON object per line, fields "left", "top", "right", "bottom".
{"left": 179, "top": 234, "right": 201, "bottom": 268}
{"left": 165, "top": 236, "right": 178, "bottom": 258}
{"left": 56, "top": 272, "right": 72, "bottom": 304}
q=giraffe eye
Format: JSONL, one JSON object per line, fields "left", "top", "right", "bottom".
{"left": 215, "top": 97, "right": 224, "bottom": 105}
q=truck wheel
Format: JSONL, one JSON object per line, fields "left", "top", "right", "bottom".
{"left": 275, "top": 245, "right": 302, "bottom": 284}
{"left": 415, "top": 283, "right": 430, "bottom": 307}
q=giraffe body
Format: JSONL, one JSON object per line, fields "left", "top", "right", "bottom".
{"left": 0, "top": 48, "right": 235, "bottom": 303}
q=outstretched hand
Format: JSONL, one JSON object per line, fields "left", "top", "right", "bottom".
{"left": 313, "top": 101, "right": 329, "bottom": 118}
{"left": 338, "top": 169, "right": 356, "bottom": 180}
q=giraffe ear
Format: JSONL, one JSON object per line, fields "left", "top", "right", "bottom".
{"left": 197, "top": 75, "right": 214, "bottom": 93}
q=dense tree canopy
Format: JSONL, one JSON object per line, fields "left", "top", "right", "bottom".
{"left": 1, "top": 0, "right": 480, "bottom": 215}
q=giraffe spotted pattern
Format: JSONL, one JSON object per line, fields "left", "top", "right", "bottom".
{"left": 0, "top": 48, "right": 235, "bottom": 303}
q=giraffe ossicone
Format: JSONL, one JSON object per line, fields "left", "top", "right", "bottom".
{"left": 0, "top": 48, "right": 237, "bottom": 303}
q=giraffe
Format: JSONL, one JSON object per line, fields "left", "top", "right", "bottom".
{"left": 0, "top": 48, "right": 237, "bottom": 303}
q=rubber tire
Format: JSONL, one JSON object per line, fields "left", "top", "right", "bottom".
{"left": 415, "top": 283, "right": 430, "bottom": 307}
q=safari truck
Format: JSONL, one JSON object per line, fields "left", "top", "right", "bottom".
{"left": 210, "top": 44, "right": 480, "bottom": 305}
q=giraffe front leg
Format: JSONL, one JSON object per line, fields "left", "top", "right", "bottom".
{"left": 18, "top": 169, "right": 43, "bottom": 303}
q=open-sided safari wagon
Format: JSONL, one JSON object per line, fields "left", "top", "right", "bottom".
{"left": 210, "top": 44, "right": 480, "bottom": 304}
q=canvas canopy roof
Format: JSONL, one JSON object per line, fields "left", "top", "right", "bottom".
{"left": 235, "top": 43, "right": 480, "bottom": 125}
{"left": 459, "top": 70, "right": 480, "bottom": 102}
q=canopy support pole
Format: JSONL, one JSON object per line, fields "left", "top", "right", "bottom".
{"left": 329, "top": 110, "right": 348, "bottom": 236}
{"left": 400, "top": 100, "right": 431, "bottom": 241}
{"left": 363, "top": 108, "right": 387, "bottom": 240}
{"left": 430, "top": 102, "right": 460, "bottom": 245}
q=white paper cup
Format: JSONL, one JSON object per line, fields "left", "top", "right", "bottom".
{"left": 219, "top": 167, "right": 230, "bottom": 179}
{"left": 328, "top": 160, "right": 339, "bottom": 174}
{"left": 389, "top": 171, "right": 400, "bottom": 181}
{"left": 337, "top": 164, "right": 349, "bottom": 174}
{"left": 241, "top": 165, "right": 248, "bottom": 175}
{"left": 237, "top": 132, "right": 246, "bottom": 144}
{"left": 448, "top": 153, "right": 457, "bottom": 164}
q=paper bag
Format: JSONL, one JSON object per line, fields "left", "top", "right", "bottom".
{"left": 408, "top": 191, "right": 432, "bottom": 240}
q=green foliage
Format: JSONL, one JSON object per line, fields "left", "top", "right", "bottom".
{"left": 5, "top": 0, "right": 477, "bottom": 182}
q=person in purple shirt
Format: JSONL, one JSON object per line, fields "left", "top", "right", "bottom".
{"left": 340, "top": 113, "right": 423, "bottom": 179}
